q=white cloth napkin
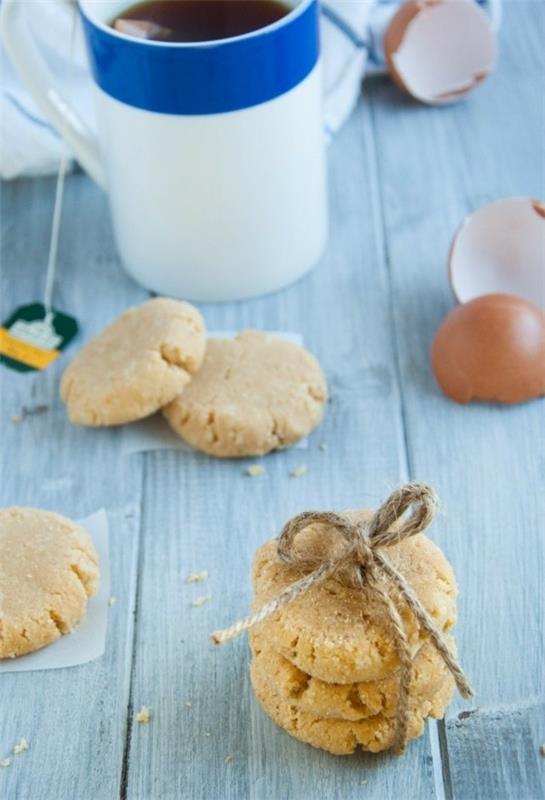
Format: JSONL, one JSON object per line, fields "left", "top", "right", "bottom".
{"left": 1, "top": 0, "right": 501, "bottom": 180}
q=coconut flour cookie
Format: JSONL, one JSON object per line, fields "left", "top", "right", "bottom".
{"left": 0, "top": 508, "right": 99, "bottom": 659}
{"left": 250, "top": 630, "right": 455, "bottom": 721}
{"left": 252, "top": 510, "right": 457, "bottom": 684}
{"left": 163, "top": 330, "right": 327, "bottom": 457}
{"left": 61, "top": 298, "right": 206, "bottom": 426}
{"left": 250, "top": 659, "right": 455, "bottom": 755}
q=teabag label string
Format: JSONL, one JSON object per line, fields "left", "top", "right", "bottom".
{"left": 0, "top": 8, "right": 79, "bottom": 373}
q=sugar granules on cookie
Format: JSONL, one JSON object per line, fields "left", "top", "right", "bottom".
{"left": 210, "top": 484, "right": 473, "bottom": 756}
{"left": 60, "top": 298, "right": 206, "bottom": 427}
{"left": 0, "top": 508, "right": 99, "bottom": 660}
{"left": 163, "top": 331, "right": 327, "bottom": 458}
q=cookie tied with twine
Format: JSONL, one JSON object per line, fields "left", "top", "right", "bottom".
{"left": 211, "top": 483, "right": 473, "bottom": 753}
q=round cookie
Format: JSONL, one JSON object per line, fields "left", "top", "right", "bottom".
{"left": 250, "top": 659, "right": 455, "bottom": 755}
{"left": 0, "top": 508, "right": 99, "bottom": 659}
{"left": 252, "top": 510, "right": 457, "bottom": 684}
{"left": 61, "top": 297, "right": 206, "bottom": 426}
{"left": 250, "top": 629, "right": 456, "bottom": 721}
{"left": 162, "top": 330, "right": 327, "bottom": 457}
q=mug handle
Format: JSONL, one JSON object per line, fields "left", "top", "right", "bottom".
{"left": 0, "top": 0, "right": 106, "bottom": 187}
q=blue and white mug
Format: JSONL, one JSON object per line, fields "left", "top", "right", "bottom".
{"left": 1, "top": 0, "right": 328, "bottom": 301}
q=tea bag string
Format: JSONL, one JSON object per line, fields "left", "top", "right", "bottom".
{"left": 44, "top": 3, "right": 78, "bottom": 317}
{"left": 210, "top": 483, "right": 474, "bottom": 753}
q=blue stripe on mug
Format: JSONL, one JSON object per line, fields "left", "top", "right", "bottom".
{"left": 79, "top": 0, "right": 320, "bottom": 115}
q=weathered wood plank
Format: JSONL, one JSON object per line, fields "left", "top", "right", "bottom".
{"left": 123, "top": 100, "right": 438, "bottom": 800}
{"left": 367, "top": 2, "right": 545, "bottom": 798}
{"left": 444, "top": 702, "right": 545, "bottom": 800}
{"left": 0, "top": 174, "right": 146, "bottom": 800}
{"left": 1, "top": 2, "right": 543, "bottom": 796}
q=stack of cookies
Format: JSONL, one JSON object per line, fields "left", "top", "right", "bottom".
{"left": 249, "top": 510, "right": 459, "bottom": 755}
{"left": 61, "top": 298, "right": 327, "bottom": 458}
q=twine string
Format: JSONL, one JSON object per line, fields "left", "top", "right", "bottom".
{"left": 44, "top": 3, "right": 78, "bottom": 315}
{"left": 374, "top": 549, "right": 473, "bottom": 700}
{"left": 210, "top": 482, "right": 473, "bottom": 753}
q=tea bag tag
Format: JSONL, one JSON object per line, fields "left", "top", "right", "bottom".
{"left": 0, "top": 304, "right": 78, "bottom": 373}
{"left": 1, "top": 6, "right": 79, "bottom": 373}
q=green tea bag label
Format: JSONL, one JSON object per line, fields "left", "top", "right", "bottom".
{"left": 0, "top": 303, "right": 78, "bottom": 373}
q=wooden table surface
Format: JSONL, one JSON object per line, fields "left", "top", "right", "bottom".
{"left": 1, "top": 3, "right": 544, "bottom": 798}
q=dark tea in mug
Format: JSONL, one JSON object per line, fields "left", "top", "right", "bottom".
{"left": 111, "top": 0, "right": 292, "bottom": 42}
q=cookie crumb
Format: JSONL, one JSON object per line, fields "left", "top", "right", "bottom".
{"left": 290, "top": 464, "right": 308, "bottom": 478}
{"left": 108, "top": 596, "right": 117, "bottom": 607}
{"left": 224, "top": 755, "right": 234, "bottom": 764}
{"left": 185, "top": 701, "right": 192, "bottom": 709}
{"left": 1, "top": 758, "right": 11, "bottom": 768}
{"left": 204, "top": 732, "right": 212, "bottom": 738}
{"left": 11, "top": 414, "right": 23, "bottom": 424}
{"left": 246, "top": 464, "right": 265, "bottom": 477}
{"left": 186, "top": 570, "right": 208, "bottom": 583}
{"left": 13, "top": 739, "right": 28, "bottom": 755}
{"left": 319, "top": 443, "right": 328, "bottom": 451}
{"left": 191, "top": 595, "right": 211, "bottom": 608}
{"left": 135, "top": 706, "right": 151, "bottom": 724}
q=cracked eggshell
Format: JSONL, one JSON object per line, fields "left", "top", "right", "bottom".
{"left": 449, "top": 197, "right": 545, "bottom": 310}
{"left": 431, "top": 294, "right": 545, "bottom": 404}
{"left": 384, "top": 0, "right": 497, "bottom": 105}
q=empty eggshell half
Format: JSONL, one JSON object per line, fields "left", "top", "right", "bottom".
{"left": 384, "top": 0, "right": 497, "bottom": 104}
{"left": 449, "top": 197, "right": 545, "bottom": 310}
{"left": 431, "top": 294, "right": 545, "bottom": 404}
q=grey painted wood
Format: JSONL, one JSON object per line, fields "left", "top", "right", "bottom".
{"left": 0, "top": 175, "right": 147, "bottom": 800}
{"left": 124, "top": 98, "right": 437, "bottom": 800}
{"left": 1, "top": 2, "right": 543, "bottom": 798}
{"left": 366, "top": 2, "right": 545, "bottom": 798}
{"left": 444, "top": 701, "right": 545, "bottom": 800}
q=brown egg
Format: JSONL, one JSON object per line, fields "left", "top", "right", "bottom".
{"left": 431, "top": 294, "right": 545, "bottom": 404}
{"left": 384, "top": 0, "right": 497, "bottom": 105}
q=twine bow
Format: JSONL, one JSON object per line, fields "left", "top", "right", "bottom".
{"left": 211, "top": 483, "right": 473, "bottom": 753}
